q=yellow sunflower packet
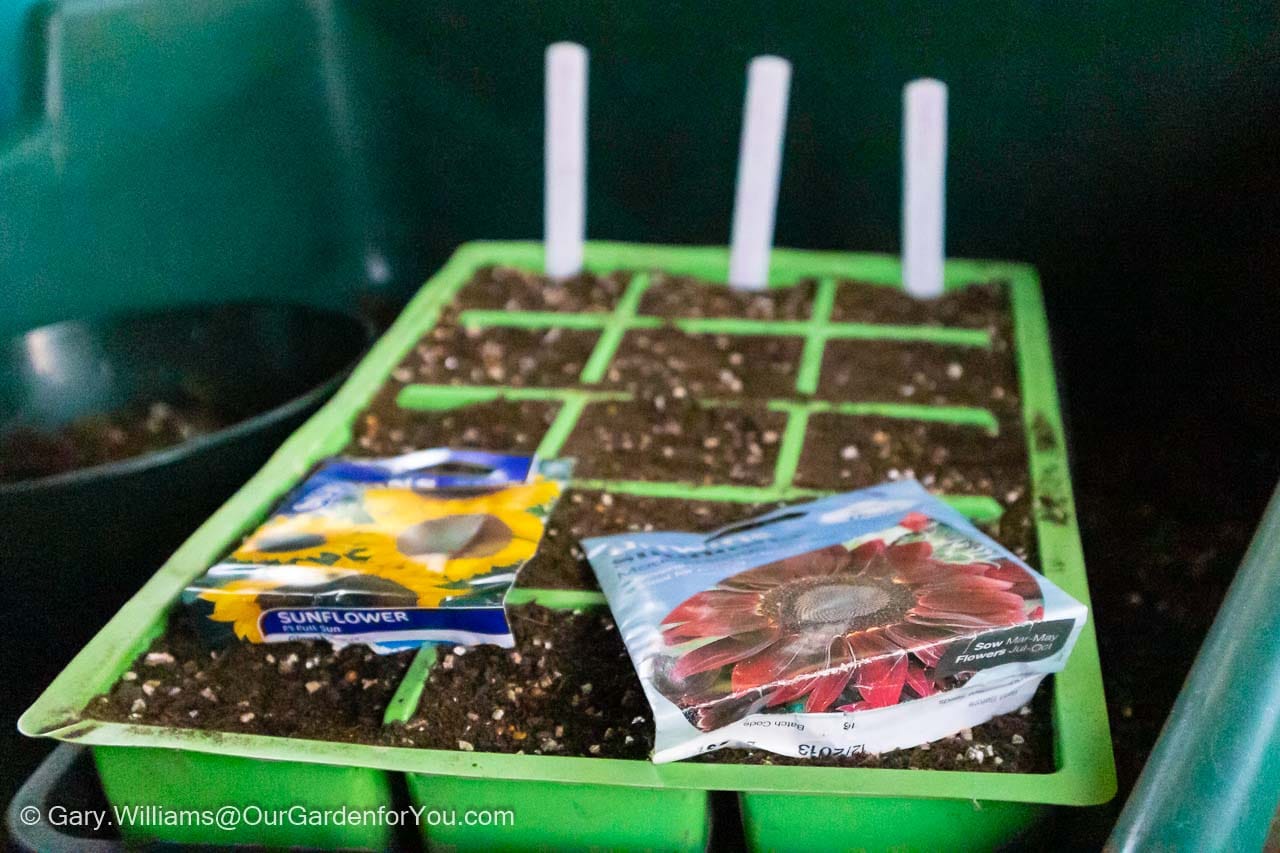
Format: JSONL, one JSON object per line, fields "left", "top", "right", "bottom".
{"left": 183, "top": 449, "right": 572, "bottom": 652}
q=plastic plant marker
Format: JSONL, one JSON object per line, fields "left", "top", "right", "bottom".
{"left": 20, "top": 243, "right": 1115, "bottom": 853}
{"left": 729, "top": 56, "right": 791, "bottom": 290}
{"left": 902, "top": 78, "right": 948, "bottom": 299}
{"left": 544, "top": 42, "right": 587, "bottom": 279}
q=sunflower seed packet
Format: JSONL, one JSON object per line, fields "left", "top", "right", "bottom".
{"left": 183, "top": 449, "right": 571, "bottom": 653}
{"left": 584, "top": 480, "right": 1086, "bottom": 763}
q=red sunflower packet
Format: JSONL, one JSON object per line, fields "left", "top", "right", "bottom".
{"left": 583, "top": 480, "right": 1086, "bottom": 763}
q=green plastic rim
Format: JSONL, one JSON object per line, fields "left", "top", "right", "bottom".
{"left": 19, "top": 241, "right": 1116, "bottom": 806}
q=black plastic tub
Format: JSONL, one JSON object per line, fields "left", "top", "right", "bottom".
{"left": 1, "top": 301, "right": 369, "bottom": 794}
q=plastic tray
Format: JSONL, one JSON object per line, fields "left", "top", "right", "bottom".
{"left": 20, "top": 241, "right": 1115, "bottom": 851}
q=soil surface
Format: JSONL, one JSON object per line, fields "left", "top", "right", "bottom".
{"left": 562, "top": 399, "right": 786, "bottom": 486}
{"left": 792, "top": 413, "right": 1038, "bottom": 561}
{"left": 350, "top": 393, "right": 557, "bottom": 457}
{"left": 817, "top": 339, "right": 1018, "bottom": 413}
{"left": 794, "top": 414, "right": 1025, "bottom": 494}
{"left": 90, "top": 611, "right": 412, "bottom": 743}
{"left": 453, "top": 265, "right": 631, "bottom": 313}
{"left": 638, "top": 274, "right": 817, "bottom": 320}
{"left": 516, "top": 490, "right": 796, "bottom": 590}
{"left": 387, "top": 604, "right": 653, "bottom": 759}
{"left": 0, "top": 400, "right": 228, "bottom": 484}
{"left": 831, "top": 279, "right": 1009, "bottom": 330}
{"left": 389, "top": 322, "right": 598, "bottom": 388}
{"left": 604, "top": 330, "right": 803, "bottom": 399}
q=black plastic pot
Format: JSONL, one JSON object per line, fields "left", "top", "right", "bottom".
{"left": 1, "top": 301, "right": 369, "bottom": 802}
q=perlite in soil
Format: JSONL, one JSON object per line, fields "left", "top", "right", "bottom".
{"left": 584, "top": 479, "right": 1086, "bottom": 763}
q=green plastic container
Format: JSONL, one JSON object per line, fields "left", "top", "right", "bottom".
{"left": 389, "top": 600, "right": 713, "bottom": 851}
{"left": 20, "top": 241, "right": 1115, "bottom": 851}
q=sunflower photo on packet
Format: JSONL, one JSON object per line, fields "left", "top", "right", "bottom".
{"left": 584, "top": 480, "right": 1087, "bottom": 763}
{"left": 183, "top": 449, "right": 571, "bottom": 653}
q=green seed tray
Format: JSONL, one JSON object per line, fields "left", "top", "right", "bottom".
{"left": 20, "top": 241, "right": 1115, "bottom": 851}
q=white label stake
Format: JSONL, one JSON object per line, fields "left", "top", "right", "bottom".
{"left": 729, "top": 56, "right": 791, "bottom": 290}
{"left": 544, "top": 42, "right": 588, "bottom": 279}
{"left": 902, "top": 79, "right": 948, "bottom": 299}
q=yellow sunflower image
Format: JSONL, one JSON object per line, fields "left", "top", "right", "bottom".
{"left": 361, "top": 479, "right": 561, "bottom": 581}
{"left": 198, "top": 479, "right": 561, "bottom": 641}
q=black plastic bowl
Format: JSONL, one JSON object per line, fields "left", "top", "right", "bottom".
{"left": 0, "top": 302, "right": 370, "bottom": 743}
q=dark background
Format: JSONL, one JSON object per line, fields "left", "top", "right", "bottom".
{"left": 2, "top": 0, "right": 1279, "bottom": 846}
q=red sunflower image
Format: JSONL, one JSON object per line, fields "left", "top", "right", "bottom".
{"left": 656, "top": 518, "right": 1043, "bottom": 730}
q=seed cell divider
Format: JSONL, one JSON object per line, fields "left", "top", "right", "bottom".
{"left": 20, "top": 241, "right": 1115, "bottom": 851}
{"left": 392, "top": 385, "right": 1003, "bottom": 520}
